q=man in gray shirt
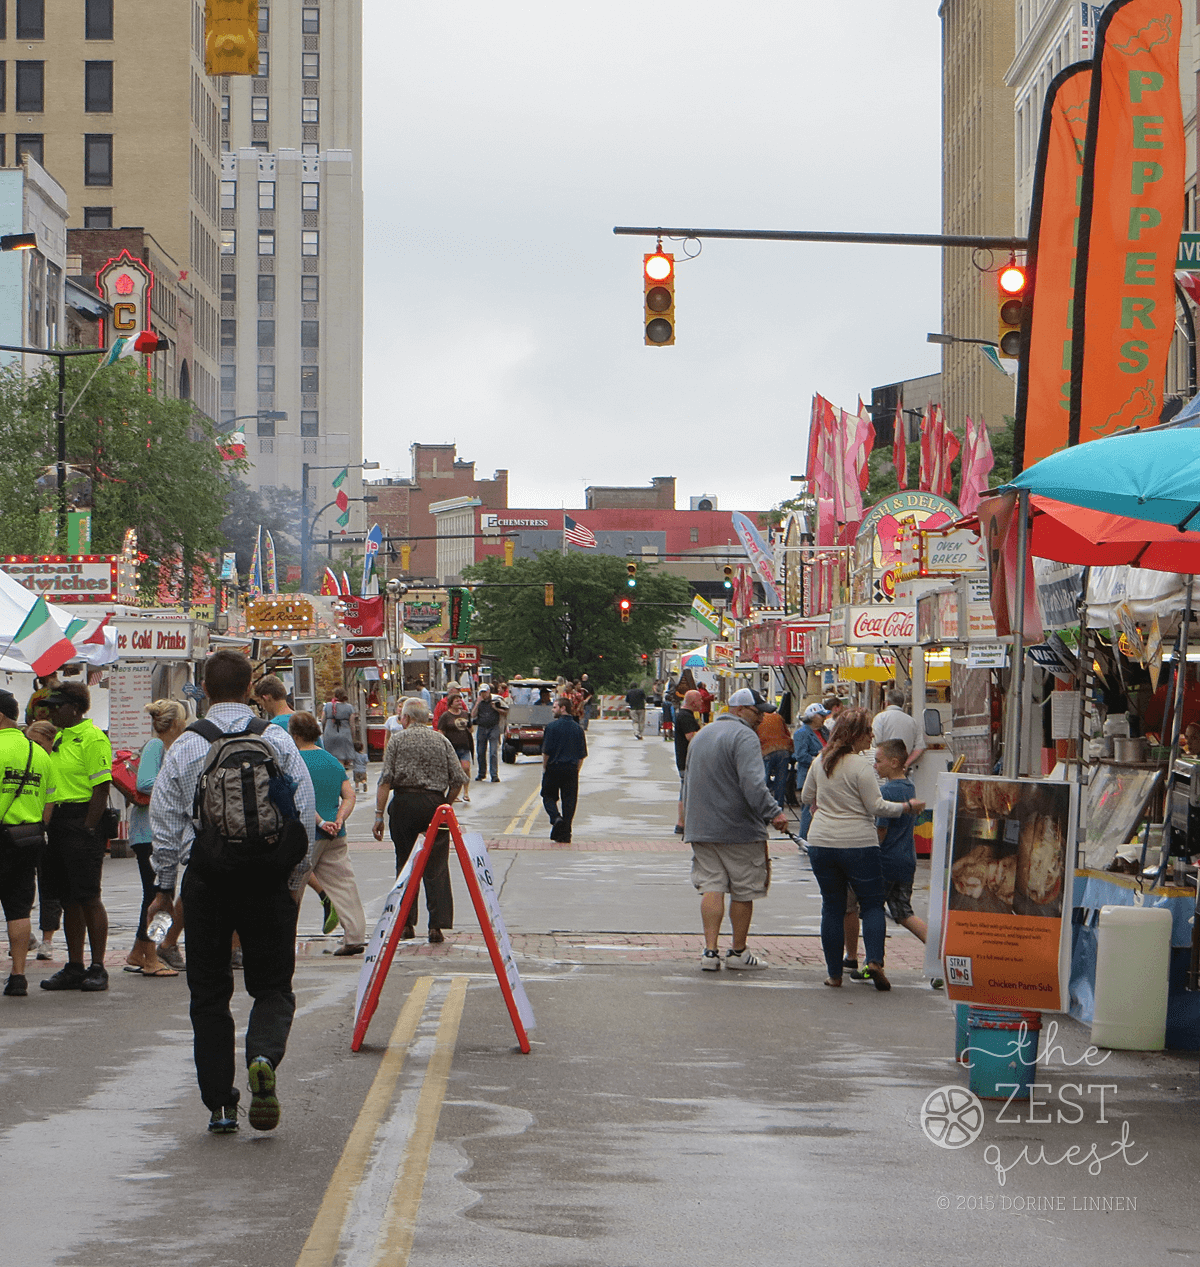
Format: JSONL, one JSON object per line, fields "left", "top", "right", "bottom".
{"left": 683, "top": 688, "right": 790, "bottom": 971}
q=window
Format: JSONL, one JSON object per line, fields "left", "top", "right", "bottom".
{"left": 257, "top": 319, "right": 275, "bottom": 347}
{"left": 302, "top": 52, "right": 319, "bottom": 79}
{"left": 85, "top": 0, "right": 113, "bottom": 40}
{"left": 300, "top": 320, "right": 319, "bottom": 348}
{"left": 220, "top": 228, "right": 236, "bottom": 254}
{"left": 257, "top": 415, "right": 275, "bottom": 435}
{"left": 257, "top": 365, "right": 275, "bottom": 392}
{"left": 251, "top": 141, "right": 268, "bottom": 152}
{"left": 300, "top": 366, "right": 319, "bottom": 394}
{"left": 15, "top": 0, "right": 43, "bottom": 40}
{"left": 257, "top": 230, "right": 274, "bottom": 256}
{"left": 301, "top": 142, "right": 318, "bottom": 157}
{"left": 221, "top": 409, "right": 236, "bottom": 428}
{"left": 0, "top": 64, "right": 7, "bottom": 113}
{"left": 0, "top": 138, "right": 8, "bottom": 166}
{"left": 300, "top": 274, "right": 319, "bottom": 303}
{"left": 257, "top": 274, "right": 275, "bottom": 302}
{"left": 84, "top": 134, "right": 112, "bottom": 185}
{"left": 220, "top": 95, "right": 230, "bottom": 123}
{"left": 220, "top": 364, "right": 236, "bottom": 392}
{"left": 258, "top": 6, "right": 269, "bottom": 33}
{"left": 220, "top": 180, "right": 236, "bottom": 210}
{"left": 257, "top": 180, "right": 274, "bottom": 210}
{"left": 220, "top": 319, "right": 236, "bottom": 347}
{"left": 302, "top": 8, "right": 319, "bottom": 34}
{"left": 15, "top": 134, "right": 42, "bottom": 166}
{"left": 83, "top": 206, "right": 111, "bottom": 228}
{"left": 301, "top": 230, "right": 318, "bottom": 257}
{"left": 15, "top": 62, "right": 44, "bottom": 113}
{"left": 220, "top": 273, "right": 236, "bottom": 302}
{"left": 301, "top": 182, "right": 319, "bottom": 211}
{"left": 251, "top": 96, "right": 269, "bottom": 123}
{"left": 689, "top": 527, "right": 699, "bottom": 543}
{"left": 84, "top": 61, "right": 113, "bottom": 112}
{"left": 301, "top": 97, "right": 319, "bottom": 124}
{"left": 257, "top": 50, "right": 269, "bottom": 77}
{"left": 300, "top": 411, "right": 319, "bottom": 437}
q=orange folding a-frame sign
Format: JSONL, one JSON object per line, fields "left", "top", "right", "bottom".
{"left": 351, "top": 803, "right": 533, "bottom": 1053}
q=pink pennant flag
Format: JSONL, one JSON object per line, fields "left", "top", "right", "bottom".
{"left": 940, "top": 419, "right": 961, "bottom": 499}
{"left": 893, "top": 400, "right": 907, "bottom": 490}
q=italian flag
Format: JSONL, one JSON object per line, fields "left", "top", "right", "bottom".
{"left": 12, "top": 596, "right": 76, "bottom": 675}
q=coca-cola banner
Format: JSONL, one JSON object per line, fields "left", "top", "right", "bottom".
{"left": 843, "top": 604, "right": 917, "bottom": 646}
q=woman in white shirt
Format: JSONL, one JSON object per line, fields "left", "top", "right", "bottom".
{"left": 801, "top": 708, "right": 924, "bottom": 991}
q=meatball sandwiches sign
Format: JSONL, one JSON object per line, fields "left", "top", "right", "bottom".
{"left": 938, "top": 776, "right": 1078, "bottom": 1011}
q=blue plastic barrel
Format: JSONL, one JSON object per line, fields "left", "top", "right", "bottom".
{"left": 966, "top": 1006, "right": 1042, "bottom": 1100}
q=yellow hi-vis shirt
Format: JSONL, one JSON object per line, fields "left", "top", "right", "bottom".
{"left": 0, "top": 728, "right": 53, "bottom": 824}
{"left": 49, "top": 718, "right": 112, "bottom": 805}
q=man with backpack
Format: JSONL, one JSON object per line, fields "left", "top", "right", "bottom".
{"left": 147, "top": 650, "right": 316, "bottom": 1136}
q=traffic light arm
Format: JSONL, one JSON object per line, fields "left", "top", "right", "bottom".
{"left": 615, "top": 225, "right": 1029, "bottom": 250}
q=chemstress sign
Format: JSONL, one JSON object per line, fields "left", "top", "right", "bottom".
{"left": 97, "top": 249, "right": 153, "bottom": 349}
{"left": 844, "top": 605, "right": 917, "bottom": 646}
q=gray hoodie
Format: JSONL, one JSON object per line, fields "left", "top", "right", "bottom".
{"left": 682, "top": 712, "right": 780, "bottom": 844}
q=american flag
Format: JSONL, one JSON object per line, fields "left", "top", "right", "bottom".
{"left": 563, "top": 515, "right": 597, "bottom": 548}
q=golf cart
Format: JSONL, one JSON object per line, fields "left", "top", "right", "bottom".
{"left": 501, "top": 678, "right": 559, "bottom": 763}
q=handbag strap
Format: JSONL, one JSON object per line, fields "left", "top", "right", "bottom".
{"left": 0, "top": 740, "right": 35, "bottom": 826}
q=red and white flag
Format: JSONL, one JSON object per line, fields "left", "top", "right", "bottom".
{"left": 940, "top": 418, "right": 961, "bottom": 499}
{"left": 893, "top": 401, "right": 907, "bottom": 490}
{"left": 854, "top": 398, "right": 875, "bottom": 496}
{"left": 958, "top": 416, "right": 995, "bottom": 516}
{"left": 919, "top": 405, "right": 941, "bottom": 493}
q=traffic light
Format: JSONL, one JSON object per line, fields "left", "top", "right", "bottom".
{"left": 644, "top": 251, "right": 675, "bottom": 346}
{"left": 627, "top": 561, "right": 637, "bottom": 587}
{"left": 723, "top": 565, "right": 733, "bottom": 589}
{"left": 400, "top": 544, "right": 411, "bottom": 572}
{"left": 997, "top": 262, "right": 1029, "bottom": 358}
{"left": 544, "top": 583, "right": 554, "bottom": 606}
{"left": 619, "top": 596, "right": 632, "bottom": 623}
{"left": 204, "top": 0, "right": 260, "bottom": 76}
{"left": 503, "top": 539, "right": 514, "bottom": 567}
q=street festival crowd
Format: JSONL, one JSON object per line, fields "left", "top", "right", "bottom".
{"left": 0, "top": 653, "right": 928, "bottom": 1133}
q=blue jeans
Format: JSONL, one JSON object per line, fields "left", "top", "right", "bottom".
{"left": 475, "top": 724, "right": 499, "bottom": 779}
{"left": 763, "top": 750, "right": 789, "bottom": 808}
{"left": 806, "top": 845, "right": 887, "bottom": 979}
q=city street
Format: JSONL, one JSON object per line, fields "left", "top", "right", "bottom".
{"left": 2, "top": 720, "right": 1197, "bottom": 1267}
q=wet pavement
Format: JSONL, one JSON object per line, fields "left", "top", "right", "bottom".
{"left": 1, "top": 720, "right": 1197, "bottom": 1265}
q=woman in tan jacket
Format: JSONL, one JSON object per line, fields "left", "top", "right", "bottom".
{"left": 801, "top": 707, "right": 924, "bottom": 990}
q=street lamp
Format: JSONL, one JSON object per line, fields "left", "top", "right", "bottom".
{"left": 300, "top": 465, "right": 381, "bottom": 591}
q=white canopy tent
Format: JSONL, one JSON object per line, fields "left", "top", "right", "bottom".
{"left": 0, "top": 568, "right": 118, "bottom": 668}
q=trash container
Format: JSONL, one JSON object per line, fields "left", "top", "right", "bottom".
{"left": 1090, "top": 904, "right": 1172, "bottom": 1050}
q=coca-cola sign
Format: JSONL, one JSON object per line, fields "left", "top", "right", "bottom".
{"left": 846, "top": 605, "right": 917, "bottom": 645}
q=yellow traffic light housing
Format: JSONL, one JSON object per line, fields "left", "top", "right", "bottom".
{"left": 723, "top": 565, "right": 734, "bottom": 589}
{"left": 205, "top": 1, "right": 260, "bottom": 76}
{"left": 997, "top": 262, "right": 1029, "bottom": 359}
{"left": 544, "top": 583, "right": 554, "bottom": 606}
{"left": 618, "top": 597, "right": 632, "bottom": 623}
{"left": 504, "top": 539, "right": 514, "bottom": 567}
{"left": 400, "top": 544, "right": 411, "bottom": 572}
{"left": 627, "top": 561, "right": 637, "bottom": 587}
{"left": 644, "top": 250, "right": 675, "bottom": 346}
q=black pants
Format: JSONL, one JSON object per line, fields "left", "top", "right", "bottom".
{"left": 541, "top": 764, "right": 579, "bottom": 840}
{"left": 180, "top": 866, "right": 299, "bottom": 1111}
{"left": 388, "top": 789, "right": 453, "bottom": 930}
{"left": 131, "top": 842, "right": 155, "bottom": 940}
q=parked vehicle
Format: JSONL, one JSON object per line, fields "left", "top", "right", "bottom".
{"left": 500, "top": 678, "right": 559, "bottom": 763}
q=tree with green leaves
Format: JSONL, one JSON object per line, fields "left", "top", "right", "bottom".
{"left": 462, "top": 551, "right": 691, "bottom": 688}
{"left": 0, "top": 358, "right": 237, "bottom": 599}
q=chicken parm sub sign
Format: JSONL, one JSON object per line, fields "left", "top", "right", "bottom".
{"left": 938, "top": 776, "right": 1078, "bottom": 1012}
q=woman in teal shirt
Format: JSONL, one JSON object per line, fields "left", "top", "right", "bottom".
{"left": 289, "top": 712, "right": 367, "bottom": 954}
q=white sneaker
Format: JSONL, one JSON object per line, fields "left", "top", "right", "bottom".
{"left": 724, "top": 948, "right": 767, "bottom": 971}
{"left": 35, "top": 941, "right": 53, "bottom": 961}
{"left": 700, "top": 949, "right": 721, "bottom": 971}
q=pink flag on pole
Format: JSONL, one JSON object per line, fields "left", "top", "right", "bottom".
{"left": 893, "top": 401, "right": 907, "bottom": 490}
{"left": 940, "top": 420, "right": 961, "bottom": 499}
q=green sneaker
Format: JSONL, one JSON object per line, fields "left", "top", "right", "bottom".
{"left": 321, "top": 892, "right": 339, "bottom": 935}
{"left": 247, "top": 1056, "right": 280, "bottom": 1131}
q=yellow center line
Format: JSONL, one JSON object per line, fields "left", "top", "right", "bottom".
{"left": 294, "top": 976, "right": 434, "bottom": 1267}
{"left": 369, "top": 975, "right": 469, "bottom": 1267}
{"left": 520, "top": 797, "right": 542, "bottom": 835}
{"left": 502, "top": 781, "right": 542, "bottom": 835}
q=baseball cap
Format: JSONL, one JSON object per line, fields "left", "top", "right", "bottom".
{"left": 802, "top": 702, "right": 830, "bottom": 720}
{"left": 728, "top": 687, "right": 775, "bottom": 712}
{"left": 478, "top": 684, "right": 491, "bottom": 693}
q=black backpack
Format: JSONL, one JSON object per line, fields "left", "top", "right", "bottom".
{"left": 187, "top": 718, "right": 308, "bottom": 881}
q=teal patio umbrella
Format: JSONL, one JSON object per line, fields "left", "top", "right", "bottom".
{"left": 1003, "top": 416, "right": 1200, "bottom": 530}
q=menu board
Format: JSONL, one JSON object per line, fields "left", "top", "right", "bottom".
{"left": 107, "top": 662, "right": 154, "bottom": 749}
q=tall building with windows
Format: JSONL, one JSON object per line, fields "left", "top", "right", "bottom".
{"left": 7, "top": 0, "right": 221, "bottom": 416}
{"left": 218, "top": 0, "right": 363, "bottom": 516}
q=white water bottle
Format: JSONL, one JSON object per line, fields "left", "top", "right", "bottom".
{"left": 147, "top": 911, "right": 172, "bottom": 944}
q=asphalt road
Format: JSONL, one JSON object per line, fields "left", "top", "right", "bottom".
{"left": 2, "top": 719, "right": 1197, "bottom": 1266}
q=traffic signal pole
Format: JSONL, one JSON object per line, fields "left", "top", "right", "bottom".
{"left": 614, "top": 226, "right": 1029, "bottom": 250}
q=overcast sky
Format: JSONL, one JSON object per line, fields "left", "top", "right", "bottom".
{"left": 361, "top": 2, "right": 943, "bottom": 512}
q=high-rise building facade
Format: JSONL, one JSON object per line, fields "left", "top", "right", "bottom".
{"left": 10, "top": 0, "right": 222, "bottom": 416}
{"left": 939, "top": 0, "right": 1017, "bottom": 436}
{"left": 218, "top": 0, "right": 363, "bottom": 517}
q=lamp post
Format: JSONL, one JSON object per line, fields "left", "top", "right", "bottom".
{"left": 300, "top": 460, "right": 380, "bottom": 592}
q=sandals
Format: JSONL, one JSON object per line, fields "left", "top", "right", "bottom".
{"left": 823, "top": 977, "right": 843, "bottom": 988}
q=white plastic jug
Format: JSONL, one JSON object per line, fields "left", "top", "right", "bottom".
{"left": 1090, "top": 904, "right": 1172, "bottom": 1050}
